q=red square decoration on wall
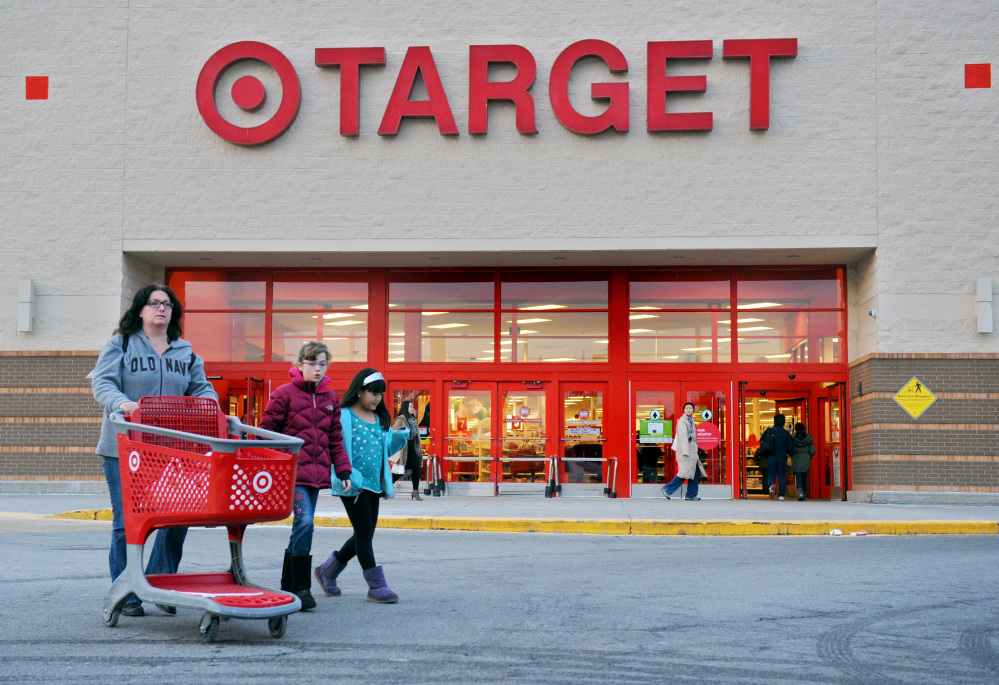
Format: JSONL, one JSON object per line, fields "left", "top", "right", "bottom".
{"left": 965, "top": 64, "right": 991, "bottom": 89}
{"left": 25, "top": 76, "right": 49, "bottom": 100}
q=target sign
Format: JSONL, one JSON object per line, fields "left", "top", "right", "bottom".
{"left": 196, "top": 42, "right": 302, "bottom": 146}
{"left": 252, "top": 471, "right": 273, "bottom": 494}
{"left": 127, "top": 450, "right": 141, "bottom": 472}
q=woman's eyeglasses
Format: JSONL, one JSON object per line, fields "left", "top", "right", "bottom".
{"left": 302, "top": 360, "right": 329, "bottom": 370}
{"left": 146, "top": 300, "right": 174, "bottom": 310}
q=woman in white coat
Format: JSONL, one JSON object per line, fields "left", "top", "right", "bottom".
{"left": 662, "top": 402, "right": 701, "bottom": 500}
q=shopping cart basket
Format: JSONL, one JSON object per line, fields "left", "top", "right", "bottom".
{"left": 103, "top": 396, "right": 305, "bottom": 642}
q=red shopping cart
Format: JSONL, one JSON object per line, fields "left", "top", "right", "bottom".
{"left": 103, "top": 396, "right": 305, "bottom": 642}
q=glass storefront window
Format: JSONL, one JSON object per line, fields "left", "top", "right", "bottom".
{"left": 629, "top": 312, "right": 733, "bottom": 363}
{"left": 501, "top": 390, "right": 547, "bottom": 482}
{"left": 686, "top": 390, "right": 727, "bottom": 485}
{"left": 447, "top": 390, "right": 492, "bottom": 482}
{"left": 563, "top": 390, "right": 603, "bottom": 483}
{"left": 635, "top": 390, "right": 676, "bottom": 484}
{"left": 272, "top": 280, "right": 367, "bottom": 309}
{"left": 737, "top": 311, "right": 843, "bottom": 363}
{"left": 184, "top": 312, "right": 265, "bottom": 362}
{"left": 389, "top": 279, "right": 494, "bottom": 310}
{"left": 737, "top": 268, "right": 843, "bottom": 309}
{"left": 389, "top": 312, "right": 494, "bottom": 363}
{"left": 504, "top": 312, "right": 608, "bottom": 363}
{"left": 501, "top": 280, "right": 608, "bottom": 310}
{"left": 183, "top": 277, "right": 266, "bottom": 310}
{"left": 630, "top": 271, "right": 731, "bottom": 309}
{"left": 271, "top": 312, "right": 367, "bottom": 362}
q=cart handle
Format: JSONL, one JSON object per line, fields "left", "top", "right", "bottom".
{"left": 109, "top": 412, "right": 305, "bottom": 454}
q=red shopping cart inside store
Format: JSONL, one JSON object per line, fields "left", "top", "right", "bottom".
{"left": 103, "top": 396, "right": 304, "bottom": 642}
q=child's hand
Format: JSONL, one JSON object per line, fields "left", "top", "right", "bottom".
{"left": 341, "top": 478, "right": 352, "bottom": 491}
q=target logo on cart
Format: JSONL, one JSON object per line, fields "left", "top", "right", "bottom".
{"left": 128, "top": 450, "right": 141, "bottom": 472}
{"left": 252, "top": 471, "right": 273, "bottom": 494}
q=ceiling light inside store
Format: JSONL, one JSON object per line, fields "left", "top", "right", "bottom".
{"left": 719, "top": 318, "right": 764, "bottom": 325}
{"left": 681, "top": 346, "right": 713, "bottom": 351}
{"left": 632, "top": 306, "right": 662, "bottom": 310}
{"left": 765, "top": 354, "right": 792, "bottom": 359}
{"left": 629, "top": 314, "right": 659, "bottom": 320}
{"left": 509, "top": 318, "right": 551, "bottom": 324}
{"left": 322, "top": 337, "right": 346, "bottom": 341}
{"left": 738, "top": 302, "right": 781, "bottom": 310}
{"left": 328, "top": 320, "right": 364, "bottom": 326}
{"left": 421, "top": 311, "right": 447, "bottom": 316}
{"left": 320, "top": 313, "right": 355, "bottom": 320}
{"left": 428, "top": 323, "right": 470, "bottom": 329}
{"left": 629, "top": 328, "right": 652, "bottom": 333}
{"left": 662, "top": 355, "right": 679, "bottom": 359}
{"left": 389, "top": 342, "right": 405, "bottom": 346}
{"left": 735, "top": 326, "right": 773, "bottom": 332}
{"left": 519, "top": 305, "right": 566, "bottom": 311}
{"left": 542, "top": 357, "right": 576, "bottom": 362}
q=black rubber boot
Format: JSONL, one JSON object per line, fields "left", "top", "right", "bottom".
{"left": 280, "top": 550, "right": 292, "bottom": 592}
{"left": 290, "top": 555, "right": 317, "bottom": 611}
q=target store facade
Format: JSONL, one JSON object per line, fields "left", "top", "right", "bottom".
{"left": 2, "top": 1, "right": 997, "bottom": 500}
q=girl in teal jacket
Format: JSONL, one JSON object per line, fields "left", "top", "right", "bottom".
{"left": 314, "top": 368, "right": 409, "bottom": 603}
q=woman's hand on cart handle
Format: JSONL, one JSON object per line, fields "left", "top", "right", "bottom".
{"left": 119, "top": 401, "right": 139, "bottom": 415}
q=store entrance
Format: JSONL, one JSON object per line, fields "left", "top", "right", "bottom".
{"left": 738, "top": 382, "right": 845, "bottom": 500}
{"left": 631, "top": 381, "right": 731, "bottom": 498}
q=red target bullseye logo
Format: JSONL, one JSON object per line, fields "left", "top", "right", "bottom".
{"left": 128, "top": 450, "right": 141, "bottom": 472}
{"left": 196, "top": 41, "right": 301, "bottom": 146}
{"left": 252, "top": 471, "right": 273, "bottom": 494}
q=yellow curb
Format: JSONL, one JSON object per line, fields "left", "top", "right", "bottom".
{"left": 47, "top": 510, "right": 999, "bottom": 536}
{"left": 50, "top": 509, "right": 113, "bottom": 522}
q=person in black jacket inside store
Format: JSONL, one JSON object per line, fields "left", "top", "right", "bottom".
{"left": 762, "top": 414, "right": 794, "bottom": 501}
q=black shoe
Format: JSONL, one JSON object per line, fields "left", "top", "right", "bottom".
{"left": 798, "top": 495, "right": 805, "bottom": 501}
{"left": 685, "top": 496, "right": 701, "bottom": 501}
{"left": 122, "top": 603, "right": 144, "bottom": 617}
{"left": 156, "top": 604, "right": 177, "bottom": 615}
{"left": 296, "top": 589, "right": 317, "bottom": 611}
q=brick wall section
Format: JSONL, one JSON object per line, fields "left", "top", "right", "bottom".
{"left": 0, "top": 353, "right": 102, "bottom": 478}
{"left": 849, "top": 355, "right": 999, "bottom": 491}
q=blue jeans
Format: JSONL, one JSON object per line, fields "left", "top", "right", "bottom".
{"left": 767, "top": 455, "right": 787, "bottom": 496}
{"left": 794, "top": 471, "right": 808, "bottom": 499}
{"left": 287, "top": 486, "right": 319, "bottom": 557}
{"left": 663, "top": 473, "right": 699, "bottom": 499}
{"left": 103, "top": 457, "right": 187, "bottom": 603}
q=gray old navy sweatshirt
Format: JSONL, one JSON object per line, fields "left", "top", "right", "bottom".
{"left": 90, "top": 330, "right": 217, "bottom": 458}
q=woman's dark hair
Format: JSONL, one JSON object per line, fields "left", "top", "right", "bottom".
{"left": 397, "top": 400, "right": 414, "bottom": 420}
{"left": 794, "top": 422, "right": 806, "bottom": 437}
{"left": 342, "top": 367, "right": 390, "bottom": 429}
{"left": 114, "top": 284, "right": 183, "bottom": 342}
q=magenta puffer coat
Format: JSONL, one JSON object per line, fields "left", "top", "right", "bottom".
{"left": 260, "top": 368, "right": 351, "bottom": 489}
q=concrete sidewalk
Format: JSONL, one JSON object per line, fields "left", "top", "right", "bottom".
{"left": 3, "top": 491, "right": 997, "bottom": 536}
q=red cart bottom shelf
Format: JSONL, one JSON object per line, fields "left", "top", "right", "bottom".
{"left": 146, "top": 573, "right": 296, "bottom": 609}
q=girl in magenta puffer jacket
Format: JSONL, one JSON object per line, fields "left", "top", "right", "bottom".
{"left": 260, "top": 341, "right": 351, "bottom": 611}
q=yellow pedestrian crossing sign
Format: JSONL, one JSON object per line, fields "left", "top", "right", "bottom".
{"left": 893, "top": 377, "right": 937, "bottom": 419}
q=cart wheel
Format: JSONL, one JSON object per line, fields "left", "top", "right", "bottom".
{"left": 200, "top": 615, "right": 220, "bottom": 643}
{"left": 267, "top": 615, "right": 287, "bottom": 638}
{"left": 544, "top": 486, "right": 552, "bottom": 498}
{"left": 608, "top": 492, "right": 618, "bottom": 499}
{"left": 423, "top": 488, "right": 431, "bottom": 496}
{"left": 104, "top": 608, "right": 120, "bottom": 628}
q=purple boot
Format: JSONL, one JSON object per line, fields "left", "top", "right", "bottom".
{"left": 362, "top": 565, "right": 399, "bottom": 604}
{"left": 313, "top": 551, "right": 347, "bottom": 597}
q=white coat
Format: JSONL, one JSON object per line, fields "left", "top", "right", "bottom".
{"left": 671, "top": 414, "right": 699, "bottom": 480}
